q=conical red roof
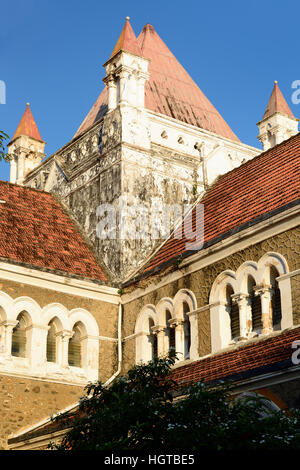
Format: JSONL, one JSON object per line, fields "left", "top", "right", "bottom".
{"left": 262, "top": 81, "right": 295, "bottom": 120}
{"left": 11, "top": 103, "right": 44, "bottom": 143}
{"left": 74, "top": 23, "right": 239, "bottom": 142}
{"left": 109, "top": 16, "right": 143, "bottom": 59}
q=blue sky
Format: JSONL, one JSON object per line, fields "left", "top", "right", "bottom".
{"left": 1, "top": 0, "right": 299, "bottom": 181}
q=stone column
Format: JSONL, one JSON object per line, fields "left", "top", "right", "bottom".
{"left": 169, "top": 319, "right": 185, "bottom": 360}
{"left": 16, "top": 151, "right": 25, "bottom": 184}
{"left": 255, "top": 286, "right": 273, "bottom": 334}
{"left": 186, "top": 310, "right": 199, "bottom": 361}
{"left": 58, "top": 330, "right": 73, "bottom": 368}
{"left": 118, "top": 69, "right": 130, "bottom": 105}
{"left": 0, "top": 320, "right": 18, "bottom": 358}
{"left": 151, "top": 325, "right": 165, "bottom": 356}
{"left": 9, "top": 156, "right": 17, "bottom": 184}
{"left": 137, "top": 74, "right": 148, "bottom": 108}
{"left": 106, "top": 77, "right": 117, "bottom": 111}
{"left": 231, "top": 293, "right": 250, "bottom": 339}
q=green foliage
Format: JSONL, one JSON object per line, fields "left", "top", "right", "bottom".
{"left": 0, "top": 131, "right": 10, "bottom": 161}
{"left": 50, "top": 352, "right": 300, "bottom": 451}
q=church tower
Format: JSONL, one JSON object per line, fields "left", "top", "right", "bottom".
{"left": 19, "top": 19, "right": 259, "bottom": 281}
{"left": 7, "top": 103, "right": 45, "bottom": 185}
{"left": 257, "top": 81, "right": 298, "bottom": 151}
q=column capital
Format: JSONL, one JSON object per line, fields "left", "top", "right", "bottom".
{"left": 151, "top": 325, "right": 165, "bottom": 334}
{"left": 168, "top": 318, "right": 184, "bottom": 328}
{"left": 59, "top": 329, "right": 74, "bottom": 340}
{"left": 254, "top": 284, "right": 273, "bottom": 297}
{"left": 0, "top": 320, "right": 18, "bottom": 329}
{"left": 231, "top": 292, "right": 249, "bottom": 304}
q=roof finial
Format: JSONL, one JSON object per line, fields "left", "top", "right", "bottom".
{"left": 126, "top": 16, "right": 130, "bottom": 21}
{"left": 26, "top": 102, "right": 30, "bottom": 106}
{"left": 274, "top": 80, "right": 278, "bottom": 84}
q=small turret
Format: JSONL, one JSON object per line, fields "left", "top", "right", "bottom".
{"left": 7, "top": 103, "right": 46, "bottom": 185}
{"left": 257, "top": 81, "right": 298, "bottom": 151}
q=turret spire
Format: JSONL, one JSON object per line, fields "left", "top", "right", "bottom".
{"left": 262, "top": 81, "right": 295, "bottom": 121}
{"left": 10, "top": 103, "right": 44, "bottom": 144}
{"left": 257, "top": 81, "right": 298, "bottom": 151}
{"left": 109, "top": 16, "right": 143, "bottom": 60}
{"left": 7, "top": 103, "right": 46, "bottom": 185}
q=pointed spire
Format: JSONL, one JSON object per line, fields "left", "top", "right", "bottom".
{"left": 10, "top": 103, "right": 44, "bottom": 144}
{"left": 263, "top": 81, "right": 295, "bottom": 120}
{"left": 109, "top": 17, "right": 143, "bottom": 59}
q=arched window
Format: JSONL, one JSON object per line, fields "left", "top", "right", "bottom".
{"left": 68, "top": 323, "right": 82, "bottom": 367}
{"left": 47, "top": 319, "right": 57, "bottom": 363}
{"left": 248, "top": 276, "right": 262, "bottom": 332}
{"left": 270, "top": 266, "right": 282, "bottom": 330}
{"left": 183, "top": 302, "right": 191, "bottom": 359}
{"left": 148, "top": 318, "right": 158, "bottom": 359}
{"left": 166, "top": 311, "right": 175, "bottom": 352}
{"left": 12, "top": 313, "right": 27, "bottom": 358}
{"left": 226, "top": 286, "right": 240, "bottom": 340}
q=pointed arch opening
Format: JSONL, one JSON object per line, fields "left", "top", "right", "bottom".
{"left": 183, "top": 302, "right": 191, "bottom": 359}
{"left": 68, "top": 322, "right": 84, "bottom": 368}
{"left": 12, "top": 312, "right": 29, "bottom": 358}
{"left": 149, "top": 318, "right": 158, "bottom": 359}
{"left": 226, "top": 286, "right": 239, "bottom": 340}
{"left": 248, "top": 275, "right": 262, "bottom": 332}
{"left": 166, "top": 310, "right": 176, "bottom": 352}
{"left": 270, "top": 266, "right": 282, "bottom": 330}
{"left": 46, "top": 318, "right": 60, "bottom": 363}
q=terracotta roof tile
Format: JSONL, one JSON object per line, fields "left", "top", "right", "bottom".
{"left": 74, "top": 23, "right": 239, "bottom": 141}
{"left": 0, "top": 181, "right": 107, "bottom": 282}
{"left": 171, "top": 327, "right": 300, "bottom": 385}
{"left": 262, "top": 81, "right": 295, "bottom": 121}
{"left": 139, "top": 132, "right": 300, "bottom": 277}
{"left": 109, "top": 17, "right": 143, "bottom": 60}
{"left": 10, "top": 103, "right": 44, "bottom": 144}
{"left": 137, "top": 24, "right": 239, "bottom": 141}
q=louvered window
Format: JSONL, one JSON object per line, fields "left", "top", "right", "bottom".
{"left": 270, "top": 267, "right": 282, "bottom": 330}
{"left": 227, "top": 286, "right": 240, "bottom": 339}
{"left": 248, "top": 276, "right": 262, "bottom": 331}
{"left": 251, "top": 293, "right": 262, "bottom": 331}
{"left": 169, "top": 327, "right": 176, "bottom": 350}
{"left": 12, "top": 314, "right": 27, "bottom": 358}
{"left": 47, "top": 320, "right": 57, "bottom": 363}
{"left": 183, "top": 303, "right": 191, "bottom": 358}
{"left": 152, "top": 333, "right": 158, "bottom": 358}
{"left": 68, "top": 324, "right": 82, "bottom": 367}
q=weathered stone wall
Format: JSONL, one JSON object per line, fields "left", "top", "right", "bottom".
{"left": 121, "top": 226, "right": 300, "bottom": 373}
{"left": 0, "top": 278, "right": 118, "bottom": 346}
{"left": 0, "top": 375, "right": 83, "bottom": 450}
{"left": 0, "top": 278, "right": 119, "bottom": 381}
{"left": 291, "top": 273, "right": 300, "bottom": 324}
{"left": 0, "top": 277, "right": 119, "bottom": 449}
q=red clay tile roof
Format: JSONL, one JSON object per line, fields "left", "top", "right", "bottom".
{"left": 10, "top": 103, "right": 44, "bottom": 144}
{"left": 138, "top": 132, "right": 300, "bottom": 277}
{"left": 109, "top": 17, "right": 143, "bottom": 60}
{"left": 74, "top": 23, "right": 239, "bottom": 142}
{"left": 262, "top": 81, "right": 295, "bottom": 121}
{"left": 137, "top": 24, "right": 239, "bottom": 141}
{"left": 0, "top": 181, "right": 107, "bottom": 282}
{"left": 172, "top": 327, "right": 300, "bottom": 385}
